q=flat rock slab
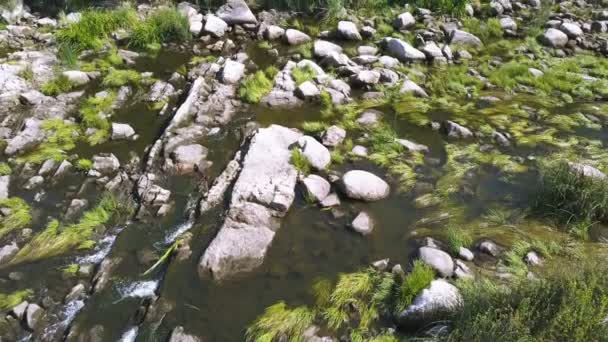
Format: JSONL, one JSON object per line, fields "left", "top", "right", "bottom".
{"left": 199, "top": 125, "right": 301, "bottom": 281}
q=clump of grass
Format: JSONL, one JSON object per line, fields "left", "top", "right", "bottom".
{"left": 239, "top": 66, "right": 279, "bottom": 104}
{"left": 11, "top": 193, "right": 121, "bottom": 265}
{"left": 395, "top": 260, "right": 435, "bottom": 312}
{"left": 462, "top": 18, "right": 503, "bottom": 44}
{"left": 291, "top": 65, "right": 317, "bottom": 85}
{"left": 79, "top": 92, "right": 115, "bottom": 145}
{"left": 412, "top": 0, "right": 470, "bottom": 16}
{"left": 16, "top": 119, "right": 80, "bottom": 165}
{"left": 0, "top": 162, "right": 11, "bottom": 176}
{"left": 41, "top": 74, "right": 76, "bottom": 96}
{"left": 503, "top": 239, "right": 561, "bottom": 277}
{"left": 80, "top": 46, "right": 123, "bottom": 72}
{"left": 533, "top": 160, "right": 608, "bottom": 231}
{"left": 75, "top": 158, "right": 93, "bottom": 171}
{"left": 294, "top": 41, "right": 313, "bottom": 59}
{"left": 257, "top": 40, "right": 272, "bottom": 50}
{"left": 101, "top": 68, "right": 141, "bottom": 88}
{"left": 290, "top": 149, "right": 311, "bottom": 175}
{"left": 0, "top": 289, "right": 33, "bottom": 310}
{"left": 444, "top": 227, "right": 473, "bottom": 255}
{"left": 62, "top": 264, "right": 79, "bottom": 276}
{"left": 129, "top": 7, "right": 191, "bottom": 50}
{"left": 245, "top": 302, "right": 315, "bottom": 342}
{"left": 301, "top": 121, "right": 328, "bottom": 134}
{"left": 56, "top": 5, "right": 138, "bottom": 60}
{"left": 448, "top": 261, "right": 608, "bottom": 341}
{"left": 18, "top": 66, "right": 34, "bottom": 82}
{"left": 0, "top": 197, "right": 32, "bottom": 239}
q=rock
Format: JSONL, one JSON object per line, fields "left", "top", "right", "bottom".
{"left": 560, "top": 22, "right": 583, "bottom": 39}
{"left": 111, "top": 123, "right": 136, "bottom": 141}
{"left": 422, "top": 42, "right": 443, "bottom": 59}
{"left": 297, "top": 136, "right": 331, "bottom": 170}
{"left": 264, "top": 25, "right": 285, "bottom": 40}
{"left": 500, "top": 17, "right": 517, "bottom": 31}
{"left": 65, "top": 284, "right": 86, "bottom": 303}
{"left": 216, "top": 0, "right": 257, "bottom": 25}
{"left": 398, "top": 279, "right": 461, "bottom": 328}
{"left": 397, "top": 138, "right": 429, "bottom": 152}
{"left": 0, "top": 176, "right": 9, "bottom": 200}
{"left": 5, "top": 119, "right": 43, "bottom": 156}
{"left": 372, "top": 258, "right": 390, "bottom": 271}
{"left": 449, "top": 29, "right": 483, "bottom": 47}
{"left": 65, "top": 12, "right": 81, "bottom": 24}
{"left": 400, "top": 79, "right": 429, "bottom": 97}
{"left": 540, "top": 28, "right": 568, "bottom": 48}
{"left": 296, "top": 81, "right": 320, "bottom": 100}
{"left": 454, "top": 259, "right": 474, "bottom": 279}
{"left": 25, "top": 303, "right": 44, "bottom": 331}
{"left": 394, "top": 12, "right": 416, "bottom": 29}
{"left": 378, "top": 55, "right": 400, "bottom": 68}
{"left": 477, "top": 240, "right": 501, "bottom": 257}
{"left": 302, "top": 174, "right": 331, "bottom": 202}
{"left": 285, "top": 29, "right": 311, "bottom": 45}
{"left": 204, "top": 14, "right": 228, "bottom": 37}
{"left": 65, "top": 198, "right": 88, "bottom": 220}
{"left": 171, "top": 144, "right": 208, "bottom": 174}
{"left": 337, "top": 21, "right": 362, "bottom": 40}
{"left": 199, "top": 126, "right": 301, "bottom": 280}
{"left": 313, "top": 40, "right": 343, "bottom": 58}
{"left": 525, "top": 251, "right": 542, "bottom": 266}
{"left": 19, "top": 90, "right": 47, "bottom": 105}
{"left": 1, "top": 0, "right": 24, "bottom": 24}
{"left": 352, "top": 70, "right": 380, "bottom": 87}
{"left": 378, "top": 68, "right": 398, "bottom": 84}
{"left": 357, "top": 109, "right": 381, "bottom": 126}
{"left": 11, "top": 301, "right": 28, "bottom": 320}
{"left": 351, "top": 211, "right": 374, "bottom": 235}
{"left": 219, "top": 60, "right": 245, "bottom": 84}
{"left": 528, "top": 67, "right": 543, "bottom": 77}
{"left": 320, "top": 193, "right": 340, "bottom": 207}
{"left": 341, "top": 170, "right": 390, "bottom": 201}
{"left": 168, "top": 326, "right": 201, "bottom": 342}
{"left": 455, "top": 50, "right": 472, "bottom": 60}
{"left": 62, "top": 70, "right": 90, "bottom": 86}
{"left": 418, "top": 246, "right": 454, "bottom": 277}
{"left": 321, "top": 52, "right": 352, "bottom": 67}
{"left": 458, "top": 247, "right": 474, "bottom": 261}
{"left": 441, "top": 120, "right": 473, "bottom": 139}
{"left": 492, "top": 131, "right": 510, "bottom": 146}
{"left": 92, "top": 154, "right": 120, "bottom": 175}
{"left": 385, "top": 38, "right": 426, "bottom": 62}
{"left": 361, "top": 25, "right": 376, "bottom": 38}
{"left": 358, "top": 45, "right": 378, "bottom": 55}
{"left": 0, "top": 242, "right": 19, "bottom": 265}
{"left": 23, "top": 175, "right": 43, "bottom": 190}
{"left": 569, "top": 162, "right": 607, "bottom": 179}
{"left": 321, "top": 125, "right": 346, "bottom": 147}
{"left": 53, "top": 160, "right": 72, "bottom": 179}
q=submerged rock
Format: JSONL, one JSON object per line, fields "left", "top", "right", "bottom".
{"left": 351, "top": 211, "right": 374, "bottom": 235}
{"left": 341, "top": 170, "right": 390, "bottom": 201}
{"left": 199, "top": 125, "right": 301, "bottom": 280}
{"left": 111, "top": 123, "right": 136, "bottom": 141}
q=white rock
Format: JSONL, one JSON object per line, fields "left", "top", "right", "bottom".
{"left": 559, "top": 22, "right": 583, "bottom": 38}
{"left": 419, "top": 246, "right": 454, "bottom": 277}
{"left": 295, "top": 81, "right": 320, "bottom": 100}
{"left": 341, "top": 170, "right": 390, "bottom": 201}
{"left": 351, "top": 211, "right": 374, "bottom": 235}
{"left": 449, "top": 29, "right": 483, "bottom": 47}
{"left": 216, "top": 0, "right": 257, "bottom": 25}
{"left": 204, "top": 14, "right": 228, "bottom": 37}
{"left": 337, "top": 21, "right": 362, "bottom": 40}
{"left": 111, "top": 123, "right": 136, "bottom": 140}
{"left": 298, "top": 136, "right": 331, "bottom": 170}
{"left": 219, "top": 60, "right": 245, "bottom": 84}
{"left": 400, "top": 79, "right": 429, "bottom": 97}
{"left": 399, "top": 279, "right": 462, "bottom": 328}
{"left": 302, "top": 174, "right": 330, "bottom": 202}
{"left": 540, "top": 28, "right": 568, "bottom": 48}
{"left": 321, "top": 125, "right": 346, "bottom": 147}
{"left": 313, "top": 40, "right": 343, "bottom": 58}
{"left": 385, "top": 38, "right": 426, "bottom": 62}
{"left": 394, "top": 12, "right": 416, "bottom": 29}
{"left": 62, "top": 70, "right": 89, "bottom": 85}
{"left": 285, "top": 29, "right": 311, "bottom": 45}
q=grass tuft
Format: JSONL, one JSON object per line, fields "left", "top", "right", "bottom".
{"left": 0, "top": 289, "right": 33, "bottom": 310}
{"left": 129, "top": 7, "right": 191, "bottom": 50}
{"left": 41, "top": 74, "right": 76, "bottom": 96}
{"left": 101, "top": 68, "right": 141, "bottom": 88}
{"left": 0, "top": 197, "right": 31, "bottom": 239}
{"left": 395, "top": 260, "right": 435, "bottom": 312}
{"left": 290, "top": 149, "right": 311, "bottom": 175}
{"left": 444, "top": 227, "right": 473, "bottom": 255}
{"left": 16, "top": 119, "right": 79, "bottom": 165}
{"left": 291, "top": 65, "right": 317, "bottom": 85}
{"left": 245, "top": 301, "right": 315, "bottom": 342}
{"left": 239, "top": 66, "right": 279, "bottom": 104}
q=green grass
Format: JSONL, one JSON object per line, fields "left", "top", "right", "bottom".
{"left": 239, "top": 66, "right": 279, "bottom": 104}
{"left": 0, "top": 197, "right": 31, "bottom": 239}
{"left": 18, "top": 66, "right": 34, "bottom": 82}
{"left": 0, "top": 162, "right": 10, "bottom": 176}
{"left": 16, "top": 119, "right": 80, "bottom": 165}
{"left": 0, "top": 289, "right": 32, "bottom": 310}
{"left": 101, "top": 68, "right": 141, "bottom": 87}
{"left": 11, "top": 193, "right": 122, "bottom": 265}
{"left": 444, "top": 227, "right": 473, "bottom": 255}
{"left": 56, "top": 5, "right": 138, "bottom": 61}
{"left": 292, "top": 65, "right": 317, "bottom": 85}
{"left": 290, "top": 149, "right": 311, "bottom": 175}
{"left": 75, "top": 158, "right": 93, "bottom": 171}
{"left": 411, "top": 0, "right": 469, "bottom": 16}
{"left": 533, "top": 160, "right": 608, "bottom": 233}
{"left": 448, "top": 262, "right": 608, "bottom": 341}
{"left": 462, "top": 18, "right": 503, "bottom": 44}
{"left": 129, "top": 7, "right": 191, "bottom": 50}
{"left": 41, "top": 74, "right": 76, "bottom": 96}
{"left": 301, "top": 121, "right": 329, "bottom": 134}
{"left": 395, "top": 260, "right": 435, "bottom": 312}
{"left": 78, "top": 92, "right": 115, "bottom": 145}
{"left": 503, "top": 239, "right": 561, "bottom": 277}
{"left": 257, "top": 40, "right": 272, "bottom": 50}
{"left": 294, "top": 41, "right": 313, "bottom": 60}
{"left": 245, "top": 302, "right": 315, "bottom": 342}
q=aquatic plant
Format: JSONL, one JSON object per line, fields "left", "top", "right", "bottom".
{"left": 291, "top": 65, "right": 317, "bottom": 85}
{"left": 534, "top": 160, "right": 608, "bottom": 230}
{"left": 78, "top": 91, "right": 115, "bottom": 145}
{"left": 101, "top": 68, "right": 142, "bottom": 88}
{"left": 290, "top": 149, "right": 311, "bottom": 175}
{"left": 239, "top": 66, "right": 279, "bottom": 104}
{"left": 11, "top": 193, "right": 121, "bottom": 265}
{"left": 0, "top": 289, "right": 32, "bottom": 310}
{"left": 245, "top": 301, "right": 315, "bottom": 342}
{"left": 257, "top": 40, "right": 272, "bottom": 50}
{"left": 448, "top": 262, "right": 608, "bottom": 341}
{"left": 444, "top": 227, "right": 473, "bottom": 255}
{"left": 129, "top": 7, "right": 191, "bottom": 49}
{"left": 80, "top": 46, "right": 124, "bottom": 72}
{"left": 0, "top": 162, "right": 11, "bottom": 176}
{"left": 75, "top": 158, "right": 93, "bottom": 171}
{"left": 142, "top": 240, "right": 181, "bottom": 276}
{"left": 502, "top": 239, "right": 561, "bottom": 277}
{"left": 17, "top": 119, "right": 80, "bottom": 165}
{"left": 0, "top": 197, "right": 32, "bottom": 239}
{"left": 41, "top": 74, "right": 76, "bottom": 96}
{"left": 395, "top": 260, "right": 435, "bottom": 313}
{"left": 301, "top": 121, "right": 329, "bottom": 134}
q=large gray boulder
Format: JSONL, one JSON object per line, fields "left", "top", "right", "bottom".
{"left": 313, "top": 40, "right": 343, "bottom": 58}
{"left": 559, "top": 22, "right": 583, "bottom": 38}
{"left": 302, "top": 174, "right": 330, "bottom": 202}
{"left": 449, "top": 29, "right": 483, "bottom": 47}
{"left": 199, "top": 125, "right": 301, "bottom": 280}
{"left": 385, "top": 38, "right": 426, "bottom": 62}
{"left": 540, "top": 28, "right": 568, "bottom": 48}
{"left": 337, "top": 21, "right": 362, "bottom": 40}
{"left": 286, "top": 29, "right": 311, "bottom": 45}
{"left": 394, "top": 12, "right": 415, "bottom": 29}
{"left": 216, "top": 0, "right": 257, "bottom": 25}
{"left": 219, "top": 60, "right": 245, "bottom": 84}
{"left": 418, "top": 247, "right": 454, "bottom": 277}
{"left": 204, "top": 14, "right": 228, "bottom": 37}
{"left": 297, "top": 136, "right": 331, "bottom": 170}
{"left": 5, "top": 119, "right": 44, "bottom": 156}
{"left": 398, "top": 279, "right": 461, "bottom": 329}
{"left": 341, "top": 170, "right": 390, "bottom": 201}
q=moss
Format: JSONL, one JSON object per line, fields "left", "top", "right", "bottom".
{"left": 16, "top": 119, "right": 80, "bottom": 165}
{"left": 0, "top": 197, "right": 31, "bottom": 239}
{"left": 75, "top": 158, "right": 93, "bottom": 171}
{"left": 0, "top": 162, "right": 10, "bottom": 176}
{"left": 290, "top": 149, "right": 311, "bottom": 175}
{"left": 0, "top": 289, "right": 33, "bottom": 310}
{"left": 11, "top": 193, "right": 122, "bottom": 265}
{"left": 129, "top": 7, "right": 191, "bottom": 50}
{"left": 101, "top": 68, "right": 141, "bottom": 88}
{"left": 80, "top": 46, "right": 123, "bottom": 72}
{"left": 239, "top": 66, "right": 278, "bottom": 104}
{"left": 189, "top": 55, "right": 218, "bottom": 66}
{"left": 245, "top": 302, "right": 315, "bottom": 342}
{"left": 41, "top": 74, "right": 76, "bottom": 96}
{"left": 291, "top": 65, "right": 317, "bottom": 85}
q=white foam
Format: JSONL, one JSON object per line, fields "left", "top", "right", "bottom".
{"left": 118, "top": 326, "right": 139, "bottom": 342}
{"left": 118, "top": 280, "right": 159, "bottom": 299}
{"left": 163, "top": 220, "right": 193, "bottom": 244}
